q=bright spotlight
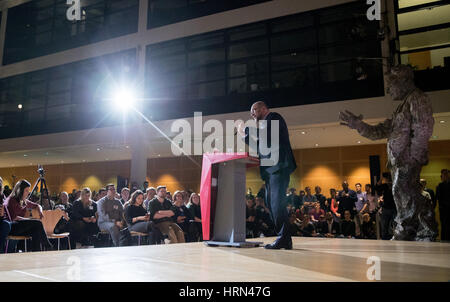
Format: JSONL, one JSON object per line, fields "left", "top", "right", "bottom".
{"left": 112, "top": 87, "right": 137, "bottom": 111}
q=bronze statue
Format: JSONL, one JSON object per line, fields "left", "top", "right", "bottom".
{"left": 339, "top": 65, "right": 437, "bottom": 241}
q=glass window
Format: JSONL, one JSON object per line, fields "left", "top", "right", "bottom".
{"left": 189, "top": 32, "right": 224, "bottom": 49}
{"left": 47, "top": 92, "right": 71, "bottom": 106}
{"left": 188, "top": 81, "right": 225, "bottom": 99}
{"left": 399, "top": 27, "right": 450, "bottom": 52}
{"left": 229, "top": 57, "right": 269, "bottom": 78}
{"left": 272, "top": 67, "right": 318, "bottom": 88}
{"left": 188, "top": 48, "right": 225, "bottom": 67}
{"left": 271, "top": 51, "right": 317, "bottom": 71}
{"left": 271, "top": 14, "right": 314, "bottom": 33}
{"left": 271, "top": 29, "right": 316, "bottom": 53}
{"left": 46, "top": 104, "right": 73, "bottom": 120}
{"left": 397, "top": 4, "right": 450, "bottom": 31}
{"left": 320, "top": 61, "right": 354, "bottom": 83}
{"left": 228, "top": 24, "right": 266, "bottom": 42}
{"left": 26, "top": 108, "right": 46, "bottom": 124}
{"left": 189, "top": 65, "right": 225, "bottom": 83}
{"left": 229, "top": 39, "right": 268, "bottom": 60}
{"left": 148, "top": 53, "right": 186, "bottom": 73}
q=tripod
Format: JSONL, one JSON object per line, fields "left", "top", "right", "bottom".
{"left": 29, "top": 165, "right": 50, "bottom": 206}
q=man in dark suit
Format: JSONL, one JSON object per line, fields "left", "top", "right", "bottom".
{"left": 238, "top": 101, "right": 297, "bottom": 249}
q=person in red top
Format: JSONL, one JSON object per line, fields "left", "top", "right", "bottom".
{"left": 4, "top": 179, "right": 52, "bottom": 252}
{"left": 328, "top": 188, "right": 340, "bottom": 221}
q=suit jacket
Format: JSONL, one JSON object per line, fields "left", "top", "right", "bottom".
{"left": 244, "top": 112, "right": 297, "bottom": 180}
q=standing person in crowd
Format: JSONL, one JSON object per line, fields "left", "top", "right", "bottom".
{"left": 181, "top": 191, "right": 189, "bottom": 206}
{"left": 340, "top": 210, "right": 356, "bottom": 239}
{"left": 318, "top": 212, "right": 340, "bottom": 238}
{"left": 143, "top": 187, "right": 156, "bottom": 210}
{"left": 436, "top": 169, "right": 450, "bottom": 241}
{"left": 148, "top": 186, "right": 185, "bottom": 244}
{"left": 0, "top": 177, "right": 12, "bottom": 253}
{"left": 71, "top": 188, "right": 99, "bottom": 248}
{"left": 186, "top": 192, "right": 202, "bottom": 241}
{"left": 360, "top": 184, "right": 380, "bottom": 239}
{"left": 124, "top": 190, "right": 162, "bottom": 245}
{"left": 314, "top": 186, "right": 327, "bottom": 211}
{"left": 286, "top": 188, "right": 301, "bottom": 210}
{"left": 303, "top": 187, "right": 317, "bottom": 204}
{"left": 120, "top": 188, "right": 130, "bottom": 206}
{"left": 354, "top": 183, "right": 368, "bottom": 237}
{"left": 328, "top": 188, "right": 340, "bottom": 221}
{"left": 142, "top": 181, "right": 149, "bottom": 192}
{"left": 376, "top": 172, "right": 396, "bottom": 240}
{"left": 337, "top": 181, "right": 357, "bottom": 220}
{"left": 420, "top": 179, "right": 436, "bottom": 210}
{"left": 172, "top": 190, "right": 194, "bottom": 242}
{"left": 97, "top": 184, "right": 127, "bottom": 247}
{"left": 4, "top": 180, "right": 52, "bottom": 251}
{"left": 69, "top": 189, "right": 77, "bottom": 203}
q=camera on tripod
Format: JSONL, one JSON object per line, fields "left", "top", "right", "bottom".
{"left": 37, "top": 164, "right": 45, "bottom": 177}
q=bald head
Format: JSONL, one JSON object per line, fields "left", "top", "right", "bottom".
{"left": 250, "top": 101, "right": 269, "bottom": 121}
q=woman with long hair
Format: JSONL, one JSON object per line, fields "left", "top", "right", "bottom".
{"left": 70, "top": 187, "right": 99, "bottom": 247}
{"left": 172, "top": 190, "right": 195, "bottom": 242}
{"left": 124, "top": 190, "right": 162, "bottom": 244}
{"left": 186, "top": 193, "right": 202, "bottom": 241}
{"left": 4, "top": 179, "right": 52, "bottom": 251}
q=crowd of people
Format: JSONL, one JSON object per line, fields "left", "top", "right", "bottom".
{"left": 0, "top": 178, "right": 203, "bottom": 253}
{"left": 246, "top": 169, "right": 450, "bottom": 241}
{"left": 0, "top": 168, "right": 449, "bottom": 253}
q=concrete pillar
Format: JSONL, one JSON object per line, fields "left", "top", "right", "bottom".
{"left": 129, "top": 124, "right": 148, "bottom": 189}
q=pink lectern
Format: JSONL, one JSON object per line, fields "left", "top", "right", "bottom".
{"left": 200, "top": 152, "right": 263, "bottom": 247}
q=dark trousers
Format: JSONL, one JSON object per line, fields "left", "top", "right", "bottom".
{"left": 265, "top": 171, "right": 291, "bottom": 240}
{"left": 440, "top": 207, "right": 450, "bottom": 241}
{"left": 0, "top": 220, "right": 11, "bottom": 253}
{"left": 381, "top": 208, "right": 396, "bottom": 240}
{"left": 71, "top": 220, "right": 100, "bottom": 246}
{"left": 10, "top": 220, "right": 51, "bottom": 252}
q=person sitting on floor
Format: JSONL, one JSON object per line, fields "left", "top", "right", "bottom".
{"left": 318, "top": 212, "right": 341, "bottom": 238}
{"left": 340, "top": 210, "right": 356, "bottom": 239}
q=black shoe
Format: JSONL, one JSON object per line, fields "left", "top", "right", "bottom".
{"left": 264, "top": 237, "right": 292, "bottom": 250}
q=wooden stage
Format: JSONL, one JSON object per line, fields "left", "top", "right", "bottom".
{"left": 0, "top": 237, "right": 449, "bottom": 282}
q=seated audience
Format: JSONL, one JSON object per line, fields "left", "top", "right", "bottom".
{"left": 255, "top": 197, "right": 275, "bottom": 237}
{"left": 328, "top": 188, "right": 340, "bottom": 221}
{"left": 171, "top": 190, "right": 196, "bottom": 242}
{"left": 4, "top": 180, "right": 52, "bottom": 251}
{"left": 288, "top": 212, "right": 302, "bottom": 236}
{"left": 318, "top": 212, "right": 341, "bottom": 238}
{"left": 309, "top": 203, "right": 325, "bottom": 224}
{"left": 298, "top": 214, "right": 317, "bottom": 237}
{"left": 143, "top": 187, "right": 156, "bottom": 210}
{"left": 97, "top": 184, "right": 127, "bottom": 247}
{"left": 71, "top": 187, "right": 99, "bottom": 247}
{"left": 340, "top": 210, "right": 356, "bottom": 239}
{"left": 148, "top": 186, "right": 185, "bottom": 244}
{"left": 360, "top": 213, "right": 377, "bottom": 239}
{"left": 124, "top": 190, "right": 162, "bottom": 245}
{"left": 120, "top": 188, "right": 130, "bottom": 206}
{"left": 245, "top": 195, "right": 257, "bottom": 238}
{"left": 286, "top": 188, "right": 302, "bottom": 210}
{"left": 186, "top": 193, "right": 202, "bottom": 241}
{"left": 1, "top": 177, "right": 12, "bottom": 253}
